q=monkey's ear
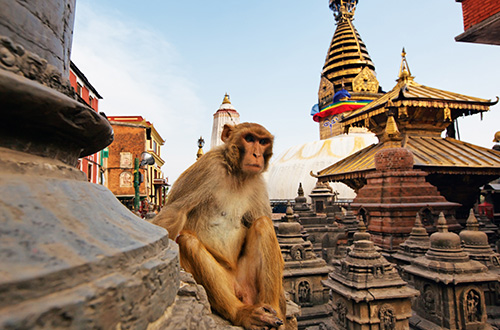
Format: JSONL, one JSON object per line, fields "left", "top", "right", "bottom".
{"left": 221, "top": 124, "right": 233, "bottom": 143}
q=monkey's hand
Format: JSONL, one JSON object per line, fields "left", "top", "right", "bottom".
{"left": 235, "top": 304, "right": 283, "bottom": 330}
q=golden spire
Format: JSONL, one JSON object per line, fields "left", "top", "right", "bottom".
{"left": 398, "top": 48, "right": 414, "bottom": 82}
{"left": 222, "top": 93, "right": 231, "bottom": 104}
{"left": 321, "top": 0, "right": 379, "bottom": 98}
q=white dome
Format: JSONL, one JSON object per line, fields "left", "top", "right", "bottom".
{"left": 265, "top": 132, "right": 378, "bottom": 202}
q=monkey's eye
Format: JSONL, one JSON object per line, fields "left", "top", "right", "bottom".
{"left": 244, "top": 134, "right": 255, "bottom": 143}
{"left": 259, "top": 138, "right": 270, "bottom": 145}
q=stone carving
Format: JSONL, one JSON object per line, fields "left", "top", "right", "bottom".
{"left": 465, "top": 289, "right": 481, "bottom": 323}
{"left": 336, "top": 300, "right": 348, "bottom": 329}
{"left": 379, "top": 304, "right": 396, "bottom": 330}
{"left": 0, "top": 36, "right": 76, "bottom": 98}
{"left": 291, "top": 245, "right": 305, "bottom": 260}
{"left": 298, "top": 281, "right": 311, "bottom": 304}
{"left": 423, "top": 284, "right": 436, "bottom": 314}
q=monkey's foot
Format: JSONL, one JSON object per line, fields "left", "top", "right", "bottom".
{"left": 235, "top": 304, "right": 283, "bottom": 330}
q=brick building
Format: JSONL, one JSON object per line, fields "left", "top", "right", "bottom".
{"left": 455, "top": 0, "right": 500, "bottom": 45}
{"left": 69, "top": 61, "right": 105, "bottom": 184}
{"left": 106, "top": 116, "right": 167, "bottom": 212}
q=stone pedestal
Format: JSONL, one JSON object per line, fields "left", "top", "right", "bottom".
{"left": 323, "top": 220, "right": 418, "bottom": 330}
{"left": 277, "top": 206, "right": 333, "bottom": 329}
{"left": 405, "top": 213, "right": 498, "bottom": 330}
{"left": 0, "top": 2, "right": 191, "bottom": 329}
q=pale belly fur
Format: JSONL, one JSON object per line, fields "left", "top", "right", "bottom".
{"left": 197, "top": 192, "right": 251, "bottom": 265}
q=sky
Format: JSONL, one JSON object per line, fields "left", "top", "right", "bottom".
{"left": 71, "top": 1, "right": 500, "bottom": 184}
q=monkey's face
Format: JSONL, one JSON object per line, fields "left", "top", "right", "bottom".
{"left": 240, "top": 133, "right": 272, "bottom": 175}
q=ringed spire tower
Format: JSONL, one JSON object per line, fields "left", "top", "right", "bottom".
{"left": 210, "top": 93, "right": 240, "bottom": 149}
{"left": 314, "top": 0, "right": 383, "bottom": 139}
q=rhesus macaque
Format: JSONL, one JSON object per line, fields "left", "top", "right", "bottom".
{"left": 153, "top": 122, "right": 285, "bottom": 330}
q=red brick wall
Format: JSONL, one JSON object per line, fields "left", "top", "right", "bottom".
{"left": 108, "top": 124, "right": 147, "bottom": 197}
{"left": 461, "top": 0, "right": 500, "bottom": 30}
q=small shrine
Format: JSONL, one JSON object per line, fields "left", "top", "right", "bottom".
{"left": 323, "top": 220, "right": 418, "bottom": 329}
{"left": 293, "top": 183, "right": 344, "bottom": 257}
{"left": 309, "top": 180, "right": 336, "bottom": 213}
{"left": 460, "top": 210, "right": 500, "bottom": 325}
{"left": 404, "top": 213, "right": 498, "bottom": 330}
{"left": 392, "top": 213, "right": 431, "bottom": 282}
{"left": 348, "top": 122, "right": 461, "bottom": 255}
{"left": 314, "top": 50, "right": 500, "bottom": 221}
{"left": 277, "top": 204, "right": 333, "bottom": 329}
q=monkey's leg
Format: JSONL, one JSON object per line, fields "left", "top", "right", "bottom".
{"left": 237, "top": 216, "right": 286, "bottom": 320}
{"left": 178, "top": 230, "right": 283, "bottom": 330}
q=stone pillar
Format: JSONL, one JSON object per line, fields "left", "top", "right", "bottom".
{"left": 0, "top": 2, "right": 182, "bottom": 329}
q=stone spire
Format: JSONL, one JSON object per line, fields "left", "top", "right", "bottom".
{"left": 210, "top": 93, "right": 240, "bottom": 149}
{"left": 394, "top": 213, "right": 430, "bottom": 262}
{"left": 323, "top": 219, "right": 418, "bottom": 329}
{"left": 460, "top": 209, "right": 500, "bottom": 270}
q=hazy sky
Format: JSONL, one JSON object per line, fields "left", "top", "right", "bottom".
{"left": 71, "top": 1, "right": 500, "bottom": 183}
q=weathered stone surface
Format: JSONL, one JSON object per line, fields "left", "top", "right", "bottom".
{"left": 0, "top": 0, "right": 75, "bottom": 75}
{"left": 0, "top": 148, "right": 180, "bottom": 330}
{"left": 405, "top": 214, "right": 498, "bottom": 330}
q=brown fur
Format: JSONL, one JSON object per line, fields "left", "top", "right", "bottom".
{"left": 153, "top": 122, "right": 285, "bottom": 330}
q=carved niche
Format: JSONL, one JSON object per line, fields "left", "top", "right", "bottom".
{"left": 297, "top": 280, "right": 311, "bottom": 306}
{"left": 379, "top": 304, "right": 396, "bottom": 330}
{"left": 461, "top": 287, "right": 485, "bottom": 327}
{"left": 336, "top": 299, "right": 348, "bottom": 329}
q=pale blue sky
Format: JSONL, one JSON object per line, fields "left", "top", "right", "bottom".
{"left": 71, "top": 1, "right": 500, "bottom": 183}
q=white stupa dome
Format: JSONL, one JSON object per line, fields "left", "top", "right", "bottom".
{"left": 265, "top": 132, "right": 377, "bottom": 202}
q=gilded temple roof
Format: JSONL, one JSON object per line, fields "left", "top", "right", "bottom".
{"left": 341, "top": 49, "right": 497, "bottom": 129}
{"left": 315, "top": 136, "right": 500, "bottom": 183}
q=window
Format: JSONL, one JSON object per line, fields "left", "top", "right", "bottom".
{"left": 153, "top": 141, "right": 157, "bottom": 154}
{"left": 87, "top": 163, "right": 92, "bottom": 182}
{"left": 89, "top": 96, "right": 93, "bottom": 107}
{"left": 77, "top": 83, "right": 82, "bottom": 96}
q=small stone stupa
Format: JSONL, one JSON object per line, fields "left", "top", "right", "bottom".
{"left": 405, "top": 213, "right": 498, "bottom": 330}
{"left": 293, "top": 183, "right": 341, "bottom": 257}
{"left": 277, "top": 204, "right": 333, "bottom": 329}
{"left": 392, "top": 213, "right": 431, "bottom": 280}
{"left": 323, "top": 220, "right": 418, "bottom": 329}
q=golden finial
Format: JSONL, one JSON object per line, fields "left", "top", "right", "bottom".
{"left": 382, "top": 111, "right": 402, "bottom": 143}
{"left": 493, "top": 131, "right": 500, "bottom": 142}
{"left": 385, "top": 114, "right": 400, "bottom": 137}
{"left": 196, "top": 136, "right": 205, "bottom": 160}
{"left": 398, "top": 47, "right": 413, "bottom": 82}
{"left": 222, "top": 93, "right": 231, "bottom": 104}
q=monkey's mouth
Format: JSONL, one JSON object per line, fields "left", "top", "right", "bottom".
{"left": 244, "top": 164, "right": 262, "bottom": 170}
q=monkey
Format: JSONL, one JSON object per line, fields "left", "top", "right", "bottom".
{"left": 153, "top": 122, "right": 285, "bottom": 330}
